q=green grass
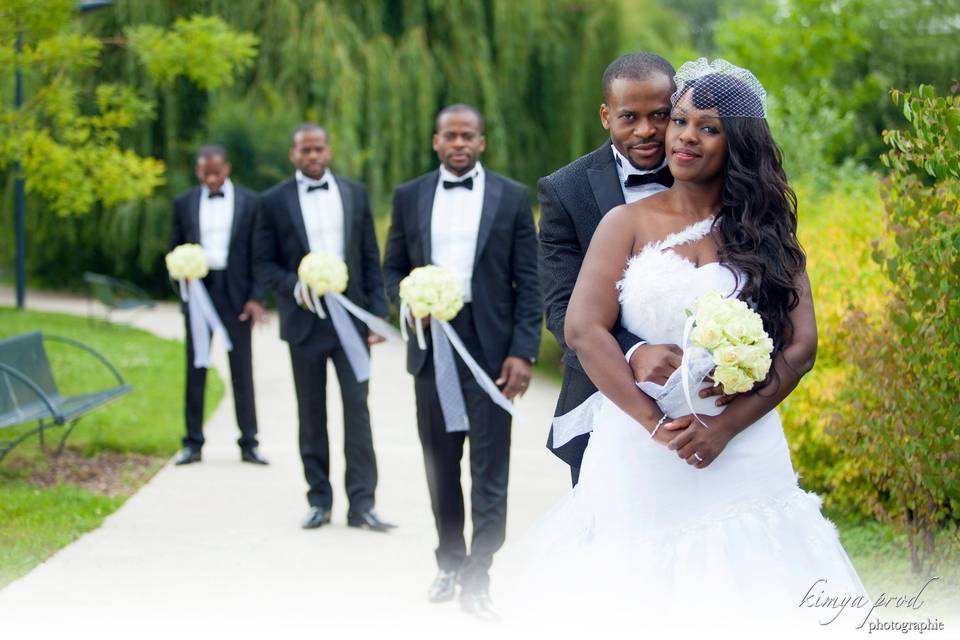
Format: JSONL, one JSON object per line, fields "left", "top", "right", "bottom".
{"left": 0, "top": 307, "right": 224, "bottom": 588}
{"left": 831, "top": 511, "right": 960, "bottom": 615}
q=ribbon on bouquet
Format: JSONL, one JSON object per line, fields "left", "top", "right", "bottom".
{"left": 680, "top": 315, "right": 711, "bottom": 429}
{"left": 178, "top": 278, "right": 233, "bottom": 369}
{"left": 399, "top": 301, "right": 517, "bottom": 433}
{"left": 301, "top": 284, "right": 401, "bottom": 384}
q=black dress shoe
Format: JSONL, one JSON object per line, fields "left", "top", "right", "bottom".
{"left": 460, "top": 588, "right": 500, "bottom": 622}
{"left": 174, "top": 448, "right": 201, "bottom": 465}
{"left": 240, "top": 447, "right": 269, "bottom": 465}
{"left": 346, "top": 509, "right": 396, "bottom": 532}
{"left": 301, "top": 507, "right": 332, "bottom": 529}
{"left": 427, "top": 569, "right": 458, "bottom": 603}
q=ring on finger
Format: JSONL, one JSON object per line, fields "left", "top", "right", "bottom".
{"left": 694, "top": 452, "right": 704, "bottom": 462}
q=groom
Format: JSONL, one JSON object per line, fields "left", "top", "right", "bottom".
{"left": 383, "top": 104, "right": 540, "bottom": 619}
{"left": 539, "top": 52, "right": 687, "bottom": 485}
{"left": 254, "top": 124, "right": 394, "bottom": 532}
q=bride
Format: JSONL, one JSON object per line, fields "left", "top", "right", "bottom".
{"left": 514, "top": 60, "right": 868, "bottom": 634}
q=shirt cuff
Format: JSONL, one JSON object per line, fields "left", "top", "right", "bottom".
{"left": 624, "top": 341, "right": 646, "bottom": 364}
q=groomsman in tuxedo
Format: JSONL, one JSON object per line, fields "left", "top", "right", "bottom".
{"left": 539, "top": 53, "right": 689, "bottom": 485}
{"left": 254, "top": 124, "right": 394, "bottom": 532}
{"left": 383, "top": 104, "right": 541, "bottom": 619}
{"left": 169, "top": 145, "right": 268, "bottom": 466}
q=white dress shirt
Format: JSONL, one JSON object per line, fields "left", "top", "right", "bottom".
{"left": 199, "top": 178, "right": 235, "bottom": 270}
{"left": 612, "top": 145, "right": 669, "bottom": 204}
{"left": 296, "top": 169, "right": 345, "bottom": 260}
{"left": 431, "top": 163, "right": 485, "bottom": 303}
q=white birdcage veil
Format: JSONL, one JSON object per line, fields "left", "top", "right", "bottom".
{"left": 671, "top": 58, "right": 767, "bottom": 119}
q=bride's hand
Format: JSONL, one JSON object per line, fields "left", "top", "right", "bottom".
{"left": 664, "top": 414, "right": 733, "bottom": 468}
{"left": 651, "top": 414, "right": 692, "bottom": 447}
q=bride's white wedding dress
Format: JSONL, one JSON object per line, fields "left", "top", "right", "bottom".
{"left": 515, "top": 218, "right": 867, "bottom": 633}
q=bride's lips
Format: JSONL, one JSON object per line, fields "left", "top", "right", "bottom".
{"left": 672, "top": 147, "right": 701, "bottom": 162}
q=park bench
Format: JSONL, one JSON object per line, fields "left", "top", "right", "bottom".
{"left": 0, "top": 331, "right": 132, "bottom": 461}
{"left": 83, "top": 272, "right": 154, "bottom": 324}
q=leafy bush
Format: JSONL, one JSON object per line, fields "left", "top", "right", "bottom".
{"left": 831, "top": 86, "right": 960, "bottom": 573}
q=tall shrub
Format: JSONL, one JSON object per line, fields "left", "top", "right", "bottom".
{"left": 833, "top": 86, "right": 960, "bottom": 573}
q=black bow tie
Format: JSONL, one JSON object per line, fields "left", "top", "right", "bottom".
{"left": 306, "top": 182, "right": 329, "bottom": 192}
{"left": 208, "top": 191, "right": 225, "bottom": 199}
{"left": 623, "top": 165, "right": 673, "bottom": 189}
{"left": 443, "top": 177, "right": 474, "bottom": 190}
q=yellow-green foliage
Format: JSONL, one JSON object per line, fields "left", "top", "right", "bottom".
{"left": 781, "top": 175, "right": 889, "bottom": 513}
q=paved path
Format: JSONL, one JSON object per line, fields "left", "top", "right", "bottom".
{"left": 0, "top": 289, "right": 569, "bottom": 638}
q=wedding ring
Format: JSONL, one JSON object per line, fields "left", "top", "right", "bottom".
{"left": 694, "top": 453, "right": 704, "bottom": 462}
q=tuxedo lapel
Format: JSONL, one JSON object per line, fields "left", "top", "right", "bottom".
{"left": 334, "top": 175, "right": 354, "bottom": 257}
{"left": 417, "top": 171, "right": 440, "bottom": 263}
{"left": 586, "top": 145, "right": 625, "bottom": 220}
{"left": 473, "top": 172, "right": 502, "bottom": 264}
{"left": 283, "top": 179, "right": 310, "bottom": 253}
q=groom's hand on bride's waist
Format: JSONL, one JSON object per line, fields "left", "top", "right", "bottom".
{"left": 629, "top": 344, "right": 683, "bottom": 385}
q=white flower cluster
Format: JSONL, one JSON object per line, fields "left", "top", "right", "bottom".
{"left": 399, "top": 265, "right": 464, "bottom": 322}
{"left": 689, "top": 290, "right": 773, "bottom": 394}
{"left": 298, "top": 252, "right": 348, "bottom": 295}
{"left": 165, "top": 244, "right": 209, "bottom": 280}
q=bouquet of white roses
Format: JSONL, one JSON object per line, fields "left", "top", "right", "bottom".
{"left": 298, "top": 252, "right": 348, "bottom": 296}
{"left": 689, "top": 289, "right": 773, "bottom": 394}
{"left": 165, "top": 244, "right": 209, "bottom": 281}
{"left": 399, "top": 265, "right": 464, "bottom": 323}
{"left": 165, "top": 244, "right": 229, "bottom": 369}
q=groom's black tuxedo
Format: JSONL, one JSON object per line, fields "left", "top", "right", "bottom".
{"left": 538, "top": 142, "right": 648, "bottom": 483}
{"left": 169, "top": 183, "right": 262, "bottom": 454}
{"left": 382, "top": 167, "right": 540, "bottom": 593}
{"left": 254, "top": 174, "right": 388, "bottom": 512}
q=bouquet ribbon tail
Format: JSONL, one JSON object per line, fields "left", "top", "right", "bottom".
{"left": 681, "top": 314, "right": 709, "bottom": 429}
{"left": 433, "top": 319, "right": 517, "bottom": 433}
{"left": 329, "top": 293, "right": 401, "bottom": 342}
{"left": 186, "top": 279, "right": 233, "bottom": 369}
{"left": 324, "top": 293, "right": 370, "bottom": 383}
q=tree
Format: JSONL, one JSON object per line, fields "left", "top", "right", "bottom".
{"left": 0, "top": 0, "right": 258, "bottom": 216}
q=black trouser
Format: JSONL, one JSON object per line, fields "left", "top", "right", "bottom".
{"left": 289, "top": 336, "right": 377, "bottom": 513}
{"left": 413, "top": 307, "right": 512, "bottom": 593}
{"left": 183, "top": 270, "right": 258, "bottom": 452}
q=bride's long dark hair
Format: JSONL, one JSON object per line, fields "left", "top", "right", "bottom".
{"left": 680, "top": 76, "right": 806, "bottom": 361}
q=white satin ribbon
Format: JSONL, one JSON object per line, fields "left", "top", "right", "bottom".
{"left": 180, "top": 278, "right": 233, "bottom": 369}
{"left": 302, "top": 284, "right": 401, "bottom": 383}
{"left": 680, "top": 315, "right": 711, "bottom": 429}
{"left": 400, "top": 307, "right": 517, "bottom": 431}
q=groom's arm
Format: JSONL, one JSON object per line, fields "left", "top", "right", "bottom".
{"left": 537, "top": 177, "right": 643, "bottom": 372}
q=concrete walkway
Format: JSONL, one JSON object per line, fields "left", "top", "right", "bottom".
{"left": 0, "top": 289, "right": 569, "bottom": 638}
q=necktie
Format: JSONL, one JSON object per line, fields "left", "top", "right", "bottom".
{"left": 208, "top": 191, "right": 225, "bottom": 199}
{"left": 442, "top": 177, "right": 474, "bottom": 190}
{"left": 306, "top": 182, "right": 329, "bottom": 193}
{"left": 623, "top": 165, "right": 673, "bottom": 189}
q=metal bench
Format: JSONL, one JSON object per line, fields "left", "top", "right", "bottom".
{"left": 83, "top": 272, "right": 154, "bottom": 324}
{"left": 0, "top": 331, "right": 132, "bottom": 461}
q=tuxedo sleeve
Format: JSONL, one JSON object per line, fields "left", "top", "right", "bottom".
{"left": 537, "top": 177, "right": 641, "bottom": 372}
{"left": 246, "top": 194, "right": 265, "bottom": 303}
{"left": 253, "top": 196, "right": 298, "bottom": 299}
{"left": 508, "top": 189, "right": 542, "bottom": 361}
{"left": 382, "top": 188, "right": 411, "bottom": 308}
{"left": 168, "top": 198, "right": 186, "bottom": 252}
{"left": 357, "top": 185, "right": 389, "bottom": 317}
